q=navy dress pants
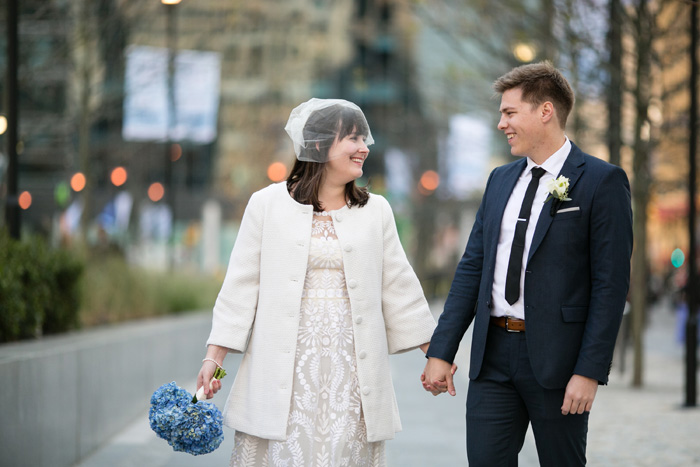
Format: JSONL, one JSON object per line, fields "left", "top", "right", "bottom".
{"left": 466, "top": 324, "right": 588, "bottom": 467}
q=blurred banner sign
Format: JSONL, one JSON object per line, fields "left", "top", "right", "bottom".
{"left": 122, "top": 45, "right": 221, "bottom": 143}
{"left": 442, "top": 114, "right": 491, "bottom": 199}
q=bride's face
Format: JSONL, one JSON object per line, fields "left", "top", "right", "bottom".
{"left": 325, "top": 129, "right": 370, "bottom": 185}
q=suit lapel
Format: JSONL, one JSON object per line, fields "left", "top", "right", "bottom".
{"left": 527, "top": 143, "right": 586, "bottom": 262}
{"left": 489, "top": 159, "right": 528, "bottom": 235}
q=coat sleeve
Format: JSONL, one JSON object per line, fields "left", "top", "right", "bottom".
{"left": 206, "top": 191, "right": 265, "bottom": 353}
{"left": 378, "top": 196, "right": 436, "bottom": 354}
{"left": 574, "top": 165, "right": 633, "bottom": 383}
{"left": 426, "top": 169, "right": 494, "bottom": 364}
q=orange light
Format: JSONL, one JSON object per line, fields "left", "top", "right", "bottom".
{"left": 170, "top": 143, "right": 182, "bottom": 162}
{"left": 148, "top": 182, "right": 165, "bottom": 202}
{"left": 111, "top": 167, "right": 128, "bottom": 187}
{"left": 18, "top": 191, "right": 32, "bottom": 210}
{"left": 267, "top": 162, "right": 287, "bottom": 182}
{"left": 419, "top": 170, "right": 440, "bottom": 192}
{"left": 71, "top": 172, "right": 86, "bottom": 192}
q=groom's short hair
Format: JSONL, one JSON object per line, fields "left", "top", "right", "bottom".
{"left": 493, "top": 61, "right": 575, "bottom": 129}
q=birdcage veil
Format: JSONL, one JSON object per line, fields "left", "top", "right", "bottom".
{"left": 284, "top": 98, "right": 374, "bottom": 162}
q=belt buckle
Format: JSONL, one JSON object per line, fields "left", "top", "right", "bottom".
{"left": 504, "top": 317, "right": 521, "bottom": 333}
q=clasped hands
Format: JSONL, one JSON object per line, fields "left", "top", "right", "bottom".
{"left": 421, "top": 357, "right": 599, "bottom": 415}
{"left": 421, "top": 357, "right": 458, "bottom": 396}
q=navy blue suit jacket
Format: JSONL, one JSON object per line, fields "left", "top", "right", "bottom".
{"left": 427, "top": 143, "right": 633, "bottom": 388}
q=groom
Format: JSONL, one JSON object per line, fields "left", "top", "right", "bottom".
{"left": 422, "top": 61, "right": 633, "bottom": 466}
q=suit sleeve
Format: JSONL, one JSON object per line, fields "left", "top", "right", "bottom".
{"left": 206, "top": 191, "right": 264, "bottom": 353}
{"left": 378, "top": 196, "right": 436, "bottom": 355}
{"left": 574, "top": 166, "right": 633, "bottom": 383}
{"left": 426, "top": 170, "right": 495, "bottom": 363}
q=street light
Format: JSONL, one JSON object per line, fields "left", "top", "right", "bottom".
{"left": 513, "top": 43, "right": 536, "bottom": 63}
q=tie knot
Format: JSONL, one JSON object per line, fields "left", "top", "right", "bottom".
{"left": 531, "top": 167, "right": 546, "bottom": 180}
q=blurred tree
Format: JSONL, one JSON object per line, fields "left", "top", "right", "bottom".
{"left": 630, "top": 0, "right": 653, "bottom": 388}
{"left": 607, "top": 0, "right": 623, "bottom": 167}
{"left": 74, "top": 0, "right": 94, "bottom": 242}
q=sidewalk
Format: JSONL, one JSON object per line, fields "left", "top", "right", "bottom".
{"left": 77, "top": 301, "right": 700, "bottom": 466}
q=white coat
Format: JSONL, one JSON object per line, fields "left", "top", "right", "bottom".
{"left": 206, "top": 182, "right": 436, "bottom": 442}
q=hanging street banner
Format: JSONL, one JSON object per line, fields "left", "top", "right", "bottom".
{"left": 122, "top": 45, "right": 221, "bottom": 144}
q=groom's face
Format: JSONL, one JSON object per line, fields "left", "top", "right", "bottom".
{"left": 497, "top": 87, "right": 546, "bottom": 158}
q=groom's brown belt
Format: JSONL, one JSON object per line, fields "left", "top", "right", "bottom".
{"left": 490, "top": 316, "right": 526, "bottom": 332}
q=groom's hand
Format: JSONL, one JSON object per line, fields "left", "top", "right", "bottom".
{"left": 422, "top": 357, "right": 456, "bottom": 396}
{"left": 561, "top": 374, "right": 598, "bottom": 415}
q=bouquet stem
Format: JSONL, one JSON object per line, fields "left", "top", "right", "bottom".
{"left": 193, "top": 366, "right": 227, "bottom": 403}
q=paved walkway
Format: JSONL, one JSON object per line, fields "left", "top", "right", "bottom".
{"left": 77, "top": 300, "right": 700, "bottom": 466}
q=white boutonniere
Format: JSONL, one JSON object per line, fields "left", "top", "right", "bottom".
{"left": 545, "top": 175, "right": 572, "bottom": 203}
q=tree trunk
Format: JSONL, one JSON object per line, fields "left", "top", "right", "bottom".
{"left": 631, "top": 0, "right": 653, "bottom": 388}
{"left": 77, "top": 0, "right": 93, "bottom": 242}
{"left": 542, "top": 0, "right": 558, "bottom": 62}
{"left": 607, "top": 0, "right": 624, "bottom": 167}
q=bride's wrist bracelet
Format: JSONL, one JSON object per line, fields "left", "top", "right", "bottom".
{"left": 202, "top": 357, "right": 223, "bottom": 369}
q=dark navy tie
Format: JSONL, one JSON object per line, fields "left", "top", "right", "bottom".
{"left": 505, "top": 167, "right": 546, "bottom": 305}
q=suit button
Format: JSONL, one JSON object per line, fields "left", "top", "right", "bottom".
{"left": 354, "top": 316, "right": 363, "bottom": 324}
{"left": 362, "top": 386, "right": 370, "bottom": 395}
{"left": 348, "top": 279, "right": 358, "bottom": 289}
{"left": 358, "top": 350, "right": 367, "bottom": 359}
{"left": 344, "top": 244, "right": 352, "bottom": 252}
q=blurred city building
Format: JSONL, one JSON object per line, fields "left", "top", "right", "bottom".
{"left": 1, "top": 0, "right": 696, "bottom": 293}
{"left": 1, "top": 0, "right": 449, "bottom": 280}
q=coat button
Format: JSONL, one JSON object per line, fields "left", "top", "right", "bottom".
{"left": 335, "top": 214, "right": 343, "bottom": 222}
{"left": 362, "top": 386, "right": 370, "bottom": 395}
{"left": 358, "top": 350, "right": 367, "bottom": 359}
{"left": 344, "top": 244, "right": 352, "bottom": 252}
{"left": 348, "top": 279, "right": 357, "bottom": 289}
{"left": 354, "top": 316, "right": 363, "bottom": 324}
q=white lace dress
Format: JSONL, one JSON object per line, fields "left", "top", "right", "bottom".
{"left": 230, "top": 211, "right": 386, "bottom": 467}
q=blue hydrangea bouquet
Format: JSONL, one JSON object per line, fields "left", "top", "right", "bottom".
{"left": 149, "top": 367, "right": 227, "bottom": 455}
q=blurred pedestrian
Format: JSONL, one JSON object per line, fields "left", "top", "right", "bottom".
{"left": 422, "top": 61, "right": 633, "bottom": 466}
{"left": 196, "top": 98, "right": 439, "bottom": 466}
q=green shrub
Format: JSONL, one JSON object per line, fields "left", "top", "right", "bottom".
{"left": 80, "top": 254, "right": 221, "bottom": 326}
{"left": 42, "top": 248, "right": 84, "bottom": 335}
{"left": 1, "top": 229, "right": 220, "bottom": 340}
{"left": 0, "top": 230, "right": 84, "bottom": 342}
{"left": 80, "top": 254, "right": 160, "bottom": 325}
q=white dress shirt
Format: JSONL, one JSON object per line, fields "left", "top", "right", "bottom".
{"left": 491, "top": 137, "right": 571, "bottom": 319}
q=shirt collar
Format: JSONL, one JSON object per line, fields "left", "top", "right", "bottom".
{"left": 526, "top": 136, "right": 571, "bottom": 177}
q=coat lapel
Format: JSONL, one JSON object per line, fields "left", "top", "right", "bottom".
{"left": 488, "top": 159, "right": 528, "bottom": 235}
{"left": 527, "top": 143, "right": 586, "bottom": 262}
